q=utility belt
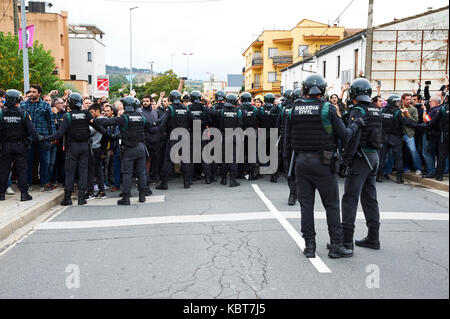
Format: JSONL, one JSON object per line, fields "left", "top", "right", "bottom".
{"left": 296, "top": 150, "right": 337, "bottom": 172}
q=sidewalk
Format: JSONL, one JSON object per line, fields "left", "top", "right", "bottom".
{"left": 390, "top": 172, "right": 449, "bottom": 192}
{"left": 0, "top": 186, "right": 64, "bottom": 241}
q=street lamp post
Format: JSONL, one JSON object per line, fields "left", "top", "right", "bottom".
{"left": 182, "top": 52, "right": 193, "bottom": 80}
{"left": 148, "top": 61, "right": 155, "bottom": 81}
{"left": 129, "top": 6, "right": 138, "bottom": 92}
{"left": 19, "top": 0, "right": 30, "bottom": 93}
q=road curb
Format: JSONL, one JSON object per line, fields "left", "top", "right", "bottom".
{"left": 391, "top": 173, "right": 449, "bottom": 192}
{"left": 0, "top": 190, "right": 64, "bottom": 242}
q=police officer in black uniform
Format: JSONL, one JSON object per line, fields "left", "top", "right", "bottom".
{"left": 47, "top": 93, "right": 103, "bottom": 206}
{"left": 218, "top": 94, "right": 243, "bottom": 187}
{"left": 339, "top": 78, "right": 383, "bottom": 252}
{"left": 190, "top": 90, "right": 212, "bottom": 184}
{"left": 423, "top": 92, "right": 449, "bottom": 181}
{"left": 284, "top": 74, "right": 366, "bottom": 259}
{"left": 210, "top": 90, "right": 227, "bottom": 182}
{"left": 96, "top": 96, "right": 160, "bottom": 205}
{"left": 259, "top": 93, "right": 281, "bottom": 183}
{"left": 377, "top": 95, "right": 420, "bottom": 184}
{"left": 0, "top": 90, "right": 44, "bottom": 201}
{"left": 239, "top": 92, "right": 259, "bottom": 180}
{"left": 278, "top": 89, "right": 297, "bottom": 205}
{"left": 156, "top": 90, "right": 193, "bottom": 190}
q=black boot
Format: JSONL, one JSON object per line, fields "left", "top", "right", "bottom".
{"left": 435, "top": 174, "right": 444, "bottom": 181}
{"left": 145, "top": 187, "right": 152, "bottom": 196}
{"left": 156, "top": 178, "right": 168, "bottom": 190}
{"left": 184, "top": 177, "right": 191, "bottom": 189}
{"left": 60, "top": 192, "right": 72, "bottom": 206}
{"left": 343, "top": 227, "right": 354, "bottom": 250}
{"left": 288, "top": 192, "right": 296, "bottom": 206}
{"left": 229, "top": 177, "right": 240, "bottom": 187}
{"left": 376, "top": 173, "right": 383, "bottom": 183}
{"left": 20, "top": 192, "right": 33, "bottom": 202}
{"left": 78, "top": 192, "right": 87, "bottom": 206}
{"left": 355, "top": 225, "right": 380, "bottom": 250}
{"left": 249, "top": 170, "right": 258, "bottom": 181}
{"left": 211, "top": 174, "right": 217, "bottom": 183}
{"left": 270, "top": 174, "right": 278, "bottom": 183}
{"left": 220, "top": 176, "right": 228, "bottom": 185}
{"left": 396, "top": 172, "right": 404, "bottom": 184}
{"left": 303, "top": 238, "right": 316, "bottom": 258}
{"left": 139, "top": 193, "right": 146, "bottom": 203}
{"left": 205, "top": 175, "right": 211, "bottom": 184}
{"left": 0, "top": 193, "right": 5, "bottom": 201}
{"left": 117, "top": 196, "right": 131, "bottom": 206}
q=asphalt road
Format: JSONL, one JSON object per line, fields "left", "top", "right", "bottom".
{"left": 0, "top": 175, "right": 448, "bottom": 299}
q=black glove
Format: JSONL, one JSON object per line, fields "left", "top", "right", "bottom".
{"left": 354, "top": 117, "right": 366, "bottom": 128}
{"left": 338, "top": 164, "right": 349, "bottom": 178}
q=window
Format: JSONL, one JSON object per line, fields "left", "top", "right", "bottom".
{"left": 337, "top": 55, "right": 341, "bottom": 78}
{"left": 60, "top": 34, "right": 64, "bottom": 45}
{"left": 87, "top": 52, "right": 92, "bottom": 62}
{"left": 298, "top": 45, "right": 309, "bottom": 57}
{"left": 88, "top": 75, "right": 92, "bottom": 84}
{"left": 268, "top": 72, "right": 277, "bottom": 83}
{"left": 323, "top": 61, "right": 326, "bottom": 78}
{"left": 268, "top": 48, "right": 278, "bottom": 58}
{"left": 70, "top": 75, "right": 77, "bottom": 80}
{"left": 61, "top": 59, "right": 64, "bottom": 70}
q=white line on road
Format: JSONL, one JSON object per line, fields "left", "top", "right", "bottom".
{"left": 251, "top": 184, "right": 332, "bottom": 274}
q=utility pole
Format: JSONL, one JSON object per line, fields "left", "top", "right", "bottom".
{"left": 13, "top": 0, "right": 19, "bottom": 35}
{"left": 183, "top": 52, "right": 193, "bottom": 79}
{"left": 129, "top": 6, "right": 138, "bottom": 91}
{"left": 148, "top": 61, "right": 154, "bottom": 81}
{"left": 364, "top": 0, "right": 374, "bottom": 81}
{"left": 20, "top": 0, "right": 30, "bottom": 92}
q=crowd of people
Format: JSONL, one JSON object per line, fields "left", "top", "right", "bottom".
{"left": 0, "top": 76, "right": 448, "bottom": 203}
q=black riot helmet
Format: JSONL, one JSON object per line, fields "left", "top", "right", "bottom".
{"left": 169, "top": 90, "right": 182, "bottom": 104}
{"left": 350, "top": 78, "right": 372, "bottom": 103}
{"left": 121, "top": 96, "right": 137, "bottom": 112}
{"left": 387, "top": 94, "right": 401, "bottom": 108}
{"left": 225, "top": 94, "right": 238, "bottom": 106}
{"left": 240, "top": 92, "right": 252, "bottom": 106}
{"left": 302, "top": 74, "right": 327, "bottom": 96}
{"left": 190, "top": 90, "right": 202, "bottom": 104}
{"left": 4, "top": 89, "right": 22, "bottom": 107}
{"left": 282, "top": 89, "right": 293, "bottom": 101}
{"left": 215, "top": 90, "right": 226, "bottom": 102}
{"left": 68, "top": 93, "right": 83, "bottom": 110}
{"left": 264, "top": 93, "right": 276, "bottom": 105}
{"left": 292, "top": 88, "right": 302, "bottom": 101}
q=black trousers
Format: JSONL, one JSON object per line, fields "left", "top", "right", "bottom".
{"left": 221, "top": 136, "right": 238, "bottom": 178}
{"left": 437, "top": 137, "right": 449, "bottom": 176}
{"left": 161, "top": 138, "right": 192, "bottom": 181}
{"left": 283, "top": 151, "right": 297, "bottom": 195}
{"left": 88, "top": 148, "right": 105, "bottom": 193}
{"left": 147, "top": 141, "right": 164, "bottom": 182}
{"left": 0, "top": 141, "right": 29, "bottom": 194}
{"left": 121, "top": 143, "right": 147, "bottom": 197}
{"left": 379, "top": 134, "right": 403, "bottom": 176}
{"left": 295, "top": 154, "right": 343, "bottom": 242}
{"left": 65, "top": 142, "right": 89, "bottom": 194}
{"left": 239, "top": 130, "right": 258, "bottom": 175}
{"left": 342, "top": 152, "right": 380, "bottom": 231}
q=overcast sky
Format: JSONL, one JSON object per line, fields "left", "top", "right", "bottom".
{"left": 48, "top": 0, "right": 448, "bottom": 81}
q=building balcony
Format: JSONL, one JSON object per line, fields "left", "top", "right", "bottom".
{"left": 252, "top": 82, "right": 262, "bottom": 89}
{"left": 252, "top": 57, "right": 264, "bottom": 66}
{"left": 273, "top": 55, "right": 293, "bottom": 66}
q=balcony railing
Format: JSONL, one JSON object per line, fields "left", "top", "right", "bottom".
{"left": 252, "top": 82, "right": 262, "bottom": 89}
{"left": 273, "top": 52, "right": 293, "bottom": 65}
{"left": 252, "top": 57, "right": 263, "bottom": 66}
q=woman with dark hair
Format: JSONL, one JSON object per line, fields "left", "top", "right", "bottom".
{"left": 329, "top": 93, "right": 344, "bottom": 117}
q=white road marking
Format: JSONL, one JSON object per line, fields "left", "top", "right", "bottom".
{"left": 85, "top": 195, "right": 165, "bottom": 206}
{"left": 35, "top": 211, "right": 449, "bottom": 231}
{"left": 251, "top": 184, "right": 332, "bottom": 274}
{"left": 423, "top": 187, "right": 449, "bottom": 198}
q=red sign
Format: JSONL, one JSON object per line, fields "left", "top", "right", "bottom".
{"left": 97, "top": 78, "right": 109, "bottom": 91}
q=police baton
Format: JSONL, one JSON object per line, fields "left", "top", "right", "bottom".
{"left": 357, "top": 148, "right": 373, "bottom": 172}
{"left": 287, "top": 150, "right": 295, "bottom": 178}
{"left": 144, "top": 144, "right": 150, "bottom": 158}
{"left": 275, "top": 135, "right": 282, "bottom": 148}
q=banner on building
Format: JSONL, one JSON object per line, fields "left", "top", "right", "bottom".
{"left": 94, "top": 76, "right": 109, "bottom": 98}
{"left": 19, "top": 25, "right": 35, "bottom": 50}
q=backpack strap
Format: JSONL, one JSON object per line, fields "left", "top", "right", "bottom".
{"left": 321, "top": 102, "right": 333, "bottom": 135}
{"left": 354, "top": 106, "right": 367, "bottom": 116}
{"left": 121, "top": 114, "right": 129, "bottom": 133}
{"left": 169, "top": 105, "right": 175, "bottom": 117}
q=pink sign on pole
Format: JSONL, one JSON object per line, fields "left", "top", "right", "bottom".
{"left": 19, "top": 25, "right": 35, "bottom": 50}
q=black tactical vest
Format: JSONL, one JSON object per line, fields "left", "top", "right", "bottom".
{"left": 241, "top": 105, "right": 258, "bottom": 129}
{"left": 221, "top": 106, "right": 241, "bottom": 130}
{"left": 353, "top": 103, "right": 382, "bottom": 149}
{"left": 121, "top": 112, "right": 146, "bottom": 148}
{"left": 289, "top": 99, "right": 335, "bottom": 153}
{"left": 0, "top": 107, "right": 27, "bottom": 141}
{"left": 440, "top": 104, "right": 449, "bottom": 141}
{"left": 260, "top": 104, "right": 280, "bottom": 129}
{"left": 168, "top": 103, "right": 190, "bottom": 131}
{"left": 67, "top": 110, "right": 91, "bottom": 142}
{"left": 190, "top": 103, "right": 206, "bottom": 129}
{"left": 381, "top": 105, "right": 401, "bottom": 136}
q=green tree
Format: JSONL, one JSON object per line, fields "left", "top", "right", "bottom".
{"left": 0, "top": 32, "right": 65, "bottom": 94}
{"left": 141, "top": 70, "right": 182, "bottom": 100}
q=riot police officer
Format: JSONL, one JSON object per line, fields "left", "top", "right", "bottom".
{"left": 284, "top": 74, "right": 366, "bottom": 259}
{"left": 240, "top": 92, "right": 259, "bottom": 180}
{"left": 190, "top": 90, "right": 212, "bottom": 184}
{"left": 95, "top": 96, "right": 160, "bottom": 205}
{"left": 277, "top": 89, "right": 297, "bottom": 205}
{"left": 219, "top": 94, "right": 243, "bottom": 187}
{"left": 0, "top": 90, "right": 44, "bottom": 201}
{"left": 259, "top": 93, "right": 282, "bottom": 183}
{"left": 47, "top": 93, "right": 104, "bottom": 206}
{"left": 209, "top": 90, "right": 227, "bottom": 182}
{"left": 156, "top": 90, "right": 193, "bottom": 190}
{"left": 377, "top": 95, "right": 420, "bottom": 184}
{"left": 339, "top": 78, "right": 382, "bottom": 252}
